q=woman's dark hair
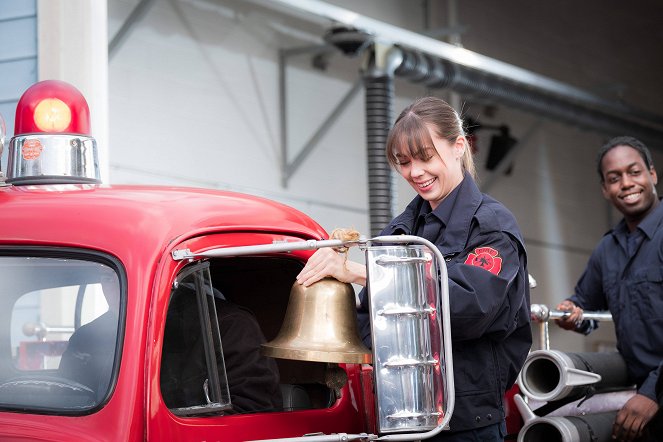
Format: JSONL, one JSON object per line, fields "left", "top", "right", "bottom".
{"left": 386, "top": 96, "right": 476, "bottom": 179}
{"left": 596, "top": 136, "right": 654, "bottom": 181}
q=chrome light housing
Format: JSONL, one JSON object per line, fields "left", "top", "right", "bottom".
{"left": 366, "top": 236, "right": 454, "bottom": 438}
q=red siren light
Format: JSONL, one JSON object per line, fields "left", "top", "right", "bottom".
{"left": 14, "top": 80, "right": 90, "bottom": 136}
{"left": 5, "top": 80, "right": 100, "bottom": 185}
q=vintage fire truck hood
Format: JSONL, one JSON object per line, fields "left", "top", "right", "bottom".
{"left": 0, "top": 184, "right": 328, "bottom": 252}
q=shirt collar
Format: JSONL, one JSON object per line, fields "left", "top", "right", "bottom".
{"left": 415, "top": 174, "right": 483, "bottom": 253}
{"left": 613, "top": 198, "right": 663, "bottom": 240}
{"left": 416, "top": 177, "right": 463, "bottom": 227}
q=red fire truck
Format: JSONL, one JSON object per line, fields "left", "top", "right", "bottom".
{"left": 0, "top": 80, "right": 523, "bottom": 441}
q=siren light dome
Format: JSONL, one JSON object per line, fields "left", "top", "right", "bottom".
{"left": 14, "top": 80, "right": 90, "bottom": 136}
{"left": 5, "top": 79, "right": 100, "bottom": 185}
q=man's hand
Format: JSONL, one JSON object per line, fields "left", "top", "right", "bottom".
{"left": 612, "top": 394, "right": 658, "bottom": 441}
{"left": 555, "top": 300, "right": 584, "bottom": 331}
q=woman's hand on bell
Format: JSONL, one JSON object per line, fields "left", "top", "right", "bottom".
{"left": 296, "top": 248, "right": 366, "bottom": 287}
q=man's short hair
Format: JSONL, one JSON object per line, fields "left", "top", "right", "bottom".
{"left": 596, "top": 136, "right": 654, "bottom": 181}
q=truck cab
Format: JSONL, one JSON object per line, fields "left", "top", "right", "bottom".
{"left": 0, "top": 183, "right": 374, "bottom": 441}
{"left": 0, "top": 81, "right": 453, "bottom": 441}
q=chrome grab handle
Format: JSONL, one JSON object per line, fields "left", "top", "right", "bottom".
{"left": 530, "top": 304, "right": 613, "bottom": 350}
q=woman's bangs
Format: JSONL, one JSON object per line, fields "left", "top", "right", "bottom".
{"left": 389, "top": 116, "right": 433, "bottom": 161}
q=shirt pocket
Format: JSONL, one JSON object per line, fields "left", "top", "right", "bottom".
{"left": 631, "top": 267, "right": 663, "bottom": 319}
{"left": 601, "top": 274, "right": 622, "bottom": 320}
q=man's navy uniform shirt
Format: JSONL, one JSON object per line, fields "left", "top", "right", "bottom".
{"left": 358, "top": 175, "right": 531, "bottom": 432}
{"left": 570, "top": 199, "right": 663, "bottom": 401}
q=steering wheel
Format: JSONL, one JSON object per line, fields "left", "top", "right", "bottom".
{"left": 0, "top": 375, "right": 96, "bottom": 409}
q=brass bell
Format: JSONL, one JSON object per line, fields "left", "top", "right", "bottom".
{"left": 262, "top": 278, "right": 372, "bottom": 364}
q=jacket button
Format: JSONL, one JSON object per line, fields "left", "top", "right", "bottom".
{"left": 475, "top": 416, "right": 481, "bottom": 423}
{"left": 487, "top": 414, "right": 493, "bottom": 420}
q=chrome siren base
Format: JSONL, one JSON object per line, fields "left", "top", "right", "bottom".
{"left": 6, "top": 134, "right": 101, "bottom": 185}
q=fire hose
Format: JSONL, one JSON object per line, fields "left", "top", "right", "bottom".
{"left": 517, "top": 411, "right": 618, "bottom": 442}
{"left": 516, "top": 350, "right": 635, "bottom": 442}
{"left": 518, "top": 350, "right": 631, "bottom": 402}
{"left": 515, "top": 305, "right": 637, "bottom": 442}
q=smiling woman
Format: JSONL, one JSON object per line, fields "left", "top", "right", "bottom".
{"left": 296, "top": 96, "right": 532, "bottom": 441}
{"left": 386, "top": 98, "right": 472, "bottom": 210}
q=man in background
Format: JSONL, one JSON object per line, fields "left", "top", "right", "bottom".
{"left": 556, "top": 136, "right": 662, "bottom": 441}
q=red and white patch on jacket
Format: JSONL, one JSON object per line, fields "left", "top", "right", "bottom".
{"left": 464, "top": 246, "right": 502, "bottom": 276}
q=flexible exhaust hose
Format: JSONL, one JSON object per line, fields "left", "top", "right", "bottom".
{"left": 363, "top": 73, "right": 395, "bottom": 237}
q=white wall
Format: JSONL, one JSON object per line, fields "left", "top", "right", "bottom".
{"left": 38, "top": 0, "right": 109, "bottom": 180}
{"left": 109, "top": 0, "right": 374, "bottom": 233}
{"left": 107, "top": 0, "right": 662, "bottom": 352}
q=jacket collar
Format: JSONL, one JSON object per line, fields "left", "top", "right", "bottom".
{"left": 440, "top": 175, "right": 483, "bottom": 253}
{"left": 388, "top": 175, "right": 483, "bottom": 254}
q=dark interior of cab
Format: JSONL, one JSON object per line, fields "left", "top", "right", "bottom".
{"left": 160, "top": 255, "right": 338, "bottom": 415}
{"left": 210, "top": 256, "right": 338, "bottom": 412}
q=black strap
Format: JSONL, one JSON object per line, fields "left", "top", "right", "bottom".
{"left": 572, "top": 415, "right": 599, "bottom": 442}
{"left": 533, "top": 388, "right": 592, "bottom": 416}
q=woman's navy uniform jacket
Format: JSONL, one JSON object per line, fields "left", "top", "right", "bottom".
{"left": 358, "top": 175, "right": 531, "bottom": 432}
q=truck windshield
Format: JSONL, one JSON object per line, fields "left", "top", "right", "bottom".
{"left": 0, "top": 255, "right": 121, "bottom": 414}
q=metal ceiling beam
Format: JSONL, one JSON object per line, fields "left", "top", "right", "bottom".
{"left": 108, "top": 0, "right": 156, "bottom": 59}
{"left": 279, "top": 45, "right": 363, "bottom": 187}
{"left": 243, "top": 0, "right": 663, "bottom": 144}
{"left": 241, "top": 0, "right": 621, "bottom": 110}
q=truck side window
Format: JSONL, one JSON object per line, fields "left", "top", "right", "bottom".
{"left": 161, "top": 262, "right": 284, "bottom": 415}
{"left": 0, "top": 256, "right": 122, "bottom": 414}
{"left": 160, "top": 263, "right": 232, "bottom": 416}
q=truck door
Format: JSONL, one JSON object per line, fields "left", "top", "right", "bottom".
{"left": 147, "top": 233, "right": 367, "bottom": 441}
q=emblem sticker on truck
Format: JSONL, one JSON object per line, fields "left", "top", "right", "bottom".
{"left": 22, "top": 139, "right": 44, "bottom": 160}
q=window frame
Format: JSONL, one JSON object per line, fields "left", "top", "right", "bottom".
{"left": 0, "top": 246, "right": 126, "bottom": 415}
{"left": 164, "top": 261, "right": 232, "bottom": 417}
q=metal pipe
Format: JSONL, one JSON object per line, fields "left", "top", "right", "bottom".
{"left": 250, "top": 433, "right": 375, "bottom": 442}
{"left": 284, "top": 78, "right": 363, "bottom": 184}
{"left": 108, "top": 0, "right": 156, "bottom": 58}
{"left": 530, "top": 304, "right": 613, "bottom": 350}
{"left": 171, "top": 239, "right": 348, "bottom": 260}
{"left": 245, "top": 0, "right": 663, "bottom": 147}
{"left": 518, "top": 411, "right": 618, "bottom": 442}
{"left": 538, "top": 321, "right": 549, "bottom": 352}
{"left": 530, "top": 304, "right": 614, "bottom": 323}
{"left": 518, "top": 350, "right": 631, "bottom": 402}
{"left": 527, "top": 390, "right": 634, "bottom": 418}
{"left": 392, "top": 47, "right": 663, "bottom": 147}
